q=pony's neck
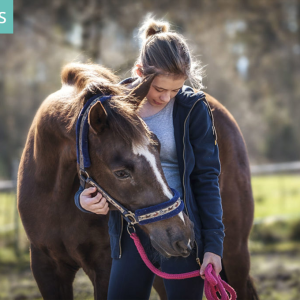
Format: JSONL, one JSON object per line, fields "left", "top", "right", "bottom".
{"left": 33, "top": 87, "right": 79, "bottom": 197}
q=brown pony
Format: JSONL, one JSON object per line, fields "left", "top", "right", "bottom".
{"left": 18, "top": 63, "right": 258, "bottom": 300}
{"left": 18, "top": 63, "right": 194, "bottom": 300}
{"left": 205, "top": 93, "right": 259, "bottom": 300}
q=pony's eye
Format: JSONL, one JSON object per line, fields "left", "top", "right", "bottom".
{"left": 114, "top": 170, "right": 130, "bottom": 179}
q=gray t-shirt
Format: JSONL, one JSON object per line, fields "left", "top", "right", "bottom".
{"left": 142, "top": 98, "right": 183, "bottom": 198}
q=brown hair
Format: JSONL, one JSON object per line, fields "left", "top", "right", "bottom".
{"left": 132, "top": 17, "right": 204, "bottom": 90}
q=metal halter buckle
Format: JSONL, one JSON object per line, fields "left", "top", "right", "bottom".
{"left": 124, "top": 211, "right": 138, "bottom": 225}
{"left": 127, "top": 224, "right": 136, "bottom": 236}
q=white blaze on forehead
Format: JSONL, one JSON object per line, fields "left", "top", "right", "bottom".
{"left": 132, "top": 142, "right": 173, "bottom": 199}
{"left": 178, "top": 211, "right": 185, "bottom": 225}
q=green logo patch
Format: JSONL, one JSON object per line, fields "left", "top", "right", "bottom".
{"left": 0, "top": 0, "right": 13, "bottom": 34}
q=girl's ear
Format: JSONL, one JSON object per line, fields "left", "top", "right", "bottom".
{"left": 126, "top": 73, "right": 156, "bottom": 110}
{"left": 136, "top": 64, "right": 143, "bottom": 77}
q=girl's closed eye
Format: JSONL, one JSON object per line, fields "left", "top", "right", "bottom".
{"left": 155, "top": 88, "right": 180, "bottom": 93}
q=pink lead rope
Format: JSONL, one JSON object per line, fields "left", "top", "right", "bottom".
{"left": 204, "top": 264, "right": 237, "bottom": 300}
{"left": 130, "top": 232, "right": 237, "bottom": 300}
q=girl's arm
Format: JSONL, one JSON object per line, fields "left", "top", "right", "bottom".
{"left": 189, "top": 100, "right": 225, "bottom": 258}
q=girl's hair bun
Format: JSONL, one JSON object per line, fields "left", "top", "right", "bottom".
{"left": 139, "top": 17, "right": 170, "bottom": 40}
{"left": 133, "top": 16, "right": 204, "bottom": 90}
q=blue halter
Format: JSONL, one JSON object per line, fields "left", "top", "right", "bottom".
{"left": 76, "top": 94, "right": 184, "bottom": 226}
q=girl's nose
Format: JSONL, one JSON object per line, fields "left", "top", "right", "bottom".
{"left": 160, "top": 91, "right": 171, "bottom": 102}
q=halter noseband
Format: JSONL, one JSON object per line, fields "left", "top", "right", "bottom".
{"left": 76, "top": 94, "right": 184, "bottom": 226}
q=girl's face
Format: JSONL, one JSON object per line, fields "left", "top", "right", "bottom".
{"left": 145, "top": 75, "right": 186, "bottom": 108}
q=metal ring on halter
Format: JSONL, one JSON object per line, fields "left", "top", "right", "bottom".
{"left": 124, "top": 211, "right": 138, "bottom": 225}
{"left": 127, "top": 224, "right": 136, "bottom": 236}
{"left": 79, "top": 169, "right": 90, "bottom": 179}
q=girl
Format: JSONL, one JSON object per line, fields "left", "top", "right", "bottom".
{"left": 75, "top": 18, "right": 224, "bottom": 300}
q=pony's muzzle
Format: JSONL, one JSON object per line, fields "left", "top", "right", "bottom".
{"left": 172, "top": 237, "right": 194, "bottom": 257}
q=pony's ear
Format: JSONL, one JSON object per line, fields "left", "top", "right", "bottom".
{"left": 88, "top": 101, "right": 108, "bottom": 135}
{"left": 126, "top": 74, "right": 156, "bottom": 109}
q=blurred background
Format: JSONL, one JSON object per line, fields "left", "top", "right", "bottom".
{"left": 0, "top": 0, "right": 300, "bottom": 299}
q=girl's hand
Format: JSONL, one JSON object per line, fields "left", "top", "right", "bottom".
{"left": 80, "top": 187, "right": 109, "bottom": 215}
{"left": 199, "top": 252, "right": 222, "bottom": 280}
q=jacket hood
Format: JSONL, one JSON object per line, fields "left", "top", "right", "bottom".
{"left": 175, "top": 85, "right": 205, "bottom": 108}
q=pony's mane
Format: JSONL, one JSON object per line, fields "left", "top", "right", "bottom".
{"left": 61, "top": 62, "right": 153, "bottom": 146}
{"left": 104, "top": 97, "right": 153, "bottom": 146}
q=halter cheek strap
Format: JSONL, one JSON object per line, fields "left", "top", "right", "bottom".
{"left": 76, "top": 94, "right": 112, "bottom": 169}
{"left": 76, "top": 94, "right": 184, "bottom": 226}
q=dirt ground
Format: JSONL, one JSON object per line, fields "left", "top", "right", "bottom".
{"left": 0, "top": 252, "right": 299, "bottom": 300}
{"left": 250, "top": 252, "right": 300, "bottom": 300}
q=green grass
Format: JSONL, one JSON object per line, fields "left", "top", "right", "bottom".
{"left": 251, "top": 174, "right": 300, "bottom": 220}
{"left": 0, "top": 192, "right": 15, "bottom": 228}
{"left": 0, "top": 192, "right": 28, "bottom": 255}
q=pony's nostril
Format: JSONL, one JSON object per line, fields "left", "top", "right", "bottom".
{"left": 174, "top": 240, "right": 191, "bottom": 256}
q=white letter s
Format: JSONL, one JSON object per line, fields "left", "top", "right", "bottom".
{"left": 0, "top": 12, "right": 6, "bottom": 24}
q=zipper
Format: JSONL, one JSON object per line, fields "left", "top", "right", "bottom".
{"left": 203, "top": 99, "right": 217, "bottom": 145}
{"left": 118, "top": 215, "right": 123, "bottom": 258}
{"left": 182, "top": 97, "right": 204, "bottom": 266}
{"left": 195, "top": 241, "right": 201, "bottom": 267}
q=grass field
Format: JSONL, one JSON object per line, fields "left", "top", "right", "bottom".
{"left": 251, "top": 174, "right": 300, "bottom": 220}
{"left": 0, "top": 192, "right": 15, "bottom": 229}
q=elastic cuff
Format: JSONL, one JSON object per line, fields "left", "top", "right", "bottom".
{"left": 74, "top": 187, "right": 94, "bottom": 214}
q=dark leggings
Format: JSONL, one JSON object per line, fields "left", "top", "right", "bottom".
{"left": 107, "top": 226, "right": 204, "bottom": 300}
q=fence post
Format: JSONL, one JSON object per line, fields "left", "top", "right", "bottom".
{"left": 13, "top": 159, "right": 20, "bottom": 258}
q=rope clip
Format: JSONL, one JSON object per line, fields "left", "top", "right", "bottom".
{"left": 127, "top": 224, "right": 136, "bottom": 236}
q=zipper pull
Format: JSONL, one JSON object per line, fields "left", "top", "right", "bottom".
{"left": 194, "top": 241, "right": 201, "bottom": 267}
{"left": 196, "top": 257, "right": 201, "bottom": 267}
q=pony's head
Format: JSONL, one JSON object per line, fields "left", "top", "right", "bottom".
{"left": 65, "top": 63, "right": 194, "bottom": 257}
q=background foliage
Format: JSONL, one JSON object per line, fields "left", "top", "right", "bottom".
{"left": 0, "top": 0, "right": 300, "bottom": 178}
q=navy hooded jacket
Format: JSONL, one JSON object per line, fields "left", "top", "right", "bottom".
{"left": 74, "top": 83, "right": 225, "bottom": 260}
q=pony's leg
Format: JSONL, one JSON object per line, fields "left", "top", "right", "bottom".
{"left": 153, "top": 276, "right": 167, "bottom": 300}
{"left": 83, "top": 260, "right": 112, "bottom": 300}
{"left": 219, "top": 156, "right": 259, "bottom": 300}
{"left": 30, "top": 244, "right": 79, "bottom": 300}
{"left": 221, "top": 184, "right": 259, "bottom": 300}
{"left": 222, "top": 243, "right": 249, "bottom": 299}
{"left": 222, "top": 242, "right": 259, "bottom": 300}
